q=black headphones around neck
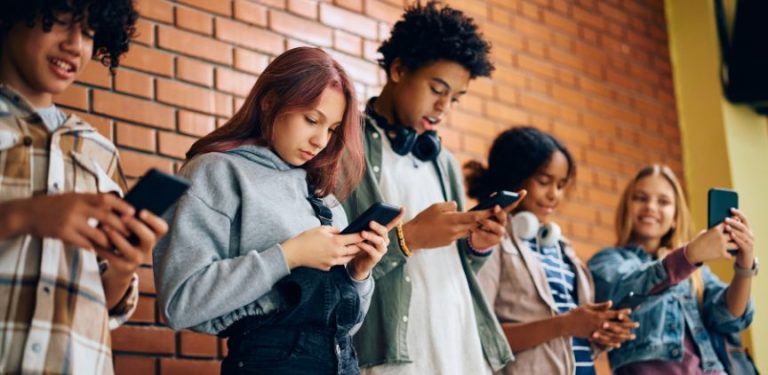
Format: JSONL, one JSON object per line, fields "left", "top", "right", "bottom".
{"left": 365, "top": 98, "right": 441, "bottom": 162}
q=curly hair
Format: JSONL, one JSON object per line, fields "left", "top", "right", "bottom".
{"left": 465, "top": 126, "right": 576, "bottom": 201}
{"left": 0, "top": 0, "right": 137, "bottom": 71}
{"left": 378, "top": 1, "right": 494, "bottom": 79}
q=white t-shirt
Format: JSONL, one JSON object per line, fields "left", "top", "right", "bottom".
{"left": 363, "top": 125, "right": 492, "bottom": 375}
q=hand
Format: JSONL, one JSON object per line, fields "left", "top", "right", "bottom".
{"left": 348, "top": 209, "right": 404, "bottom": 280}
{"left": 402, "top": 201, "right": 491, "bottom": 251}
{"left": 562, "top": 301, "right": 617, "bottom": 339}
{"left": 725, "top": 208, "right": 755, "bottom": 270}
{"left": 16, "top": 193, "right": 134, "bottom": 250}
{"left": 281, "top": 226, "right": 363, "bottom": 271}
{"left": 685, "top": 223, "right": 732, "bottom": 264}
{"left": 468, "top": 190, "right": 527, "bottom": 250}
{"left": 591, "top": 307, "right": 639, "bottom": 349}
{"left": 96, "top": 209, "right": 169, "bottom": 277}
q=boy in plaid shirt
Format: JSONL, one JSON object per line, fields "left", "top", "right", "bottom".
{"left": 0, "top": 1, "right": 168, "bottom": 373}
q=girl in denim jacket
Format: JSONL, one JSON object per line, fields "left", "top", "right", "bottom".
{"left": 469, "top": 127, "right": 637, "bottom": 375}
{"left": 589, "top": 165, "right": 755, "bottom": 374}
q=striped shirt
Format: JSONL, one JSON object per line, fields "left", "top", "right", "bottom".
{"left": 0, "top": 84, "right": 138, "bottom": 374}
{"left": 527, "top": 238, "right": 596, "bottom": 375}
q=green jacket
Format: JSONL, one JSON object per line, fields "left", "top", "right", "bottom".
{"left": 341, "top": 113, "right": 514, "bottom": 370}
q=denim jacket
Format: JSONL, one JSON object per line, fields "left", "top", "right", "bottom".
{"left": 588, "top": 246, "right": 754, "bottom": 372}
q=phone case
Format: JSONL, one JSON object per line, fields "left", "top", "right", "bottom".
{"left": 341, "top": 202, "right": 400, "bottom": 234}
{"left": 708, "top": 188, "right": 738, "bottom": 229}
{"left": 124, "top": 169, "right": 191, "bottom": 217}
{"left": 470, "top": 190, "right": 520, "bottom": 211}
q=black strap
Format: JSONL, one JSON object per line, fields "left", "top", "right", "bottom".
{"left": 306, "top": 182, "right": 333, "bottom": 226}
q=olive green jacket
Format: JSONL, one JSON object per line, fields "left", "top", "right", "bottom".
{"left": 341, "top": 114, "right": 513, "bottom": 370}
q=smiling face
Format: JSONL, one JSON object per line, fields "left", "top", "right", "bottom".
{"left": 389, "top": 59, "right": 470, "bottom": 134}
{"left": 627, "top": 174, "right": 677, "bottom": 249}
{"left": 519, "top": 151, "right": 570, "bottom": 224}
{"left": 0, "top": 13, "right": 94, "bottom": 107}
{"left": 271, "top": 86, "right": 345, "bottom": 167}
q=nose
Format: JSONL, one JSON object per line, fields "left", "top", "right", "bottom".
{"left": 61, "top": 24, "right": 84, "bottom": 56}
{"left": 310, "top": 128, "right": 330, "bottom": 150}
{"left": 434, "top": 95, "right": 450, "bottom": 114}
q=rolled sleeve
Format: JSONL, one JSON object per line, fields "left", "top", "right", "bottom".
{"left": 107, "top": 272, "right": 139, "bottom": 330}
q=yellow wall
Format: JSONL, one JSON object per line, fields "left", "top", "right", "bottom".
{"left": 666, "top": 0, "right": 768, "bottom": 370}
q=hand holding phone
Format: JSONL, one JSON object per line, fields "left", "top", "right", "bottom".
{"left": 341, "top": 202, "right": 402, "bottom": 234}
{"left": 708, "top": 188, "right": 739, "bottom": 255}
{"left": 121, "top": 169, "right": 190, "bottom": 244}
{"left": 470, "top": 190, "right": 520, "bottom": 211}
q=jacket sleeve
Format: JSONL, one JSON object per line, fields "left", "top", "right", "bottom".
{"left": 588, "top": 247, "right": 672, "bottom": 305}
{"left": 476, "top": 246, "right": 502, "bottom": 306}
{"left": 153, "top": 158, "right": 291, "bottom": 333}
{"left": 701, "top": 266, "right": 754, "bottom": 334}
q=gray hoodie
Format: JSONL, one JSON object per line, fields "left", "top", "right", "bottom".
{"left": 153, "top": 145, "right": 373, "bottom": 335}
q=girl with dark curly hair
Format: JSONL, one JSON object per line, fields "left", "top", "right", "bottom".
{"left": 0, "top": 1, "right": 167, "bottom": 374}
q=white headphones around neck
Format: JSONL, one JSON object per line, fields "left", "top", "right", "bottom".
{"left": 510, "top": 211, "right": 562, "bottom": 248}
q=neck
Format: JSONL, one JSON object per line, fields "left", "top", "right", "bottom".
{"left": 373, "top": 83, "right": 397, "bottom": 125}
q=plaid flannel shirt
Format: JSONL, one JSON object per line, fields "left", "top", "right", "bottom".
{"left": 0, "top": 85, "right": 138, "bottom": 375}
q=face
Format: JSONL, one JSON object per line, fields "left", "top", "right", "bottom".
{"left": 520, "top": 151, "right": 570, "bottom": 224}
{"left": 271, "top": 87, "right": 345, "bottom": 167}
{"left": 0, "top": 13, "right": 94, "bottom": 107}
{"left": 390, "top": 60, "right": 470, "bottom": 134}
{"left": 627, "top": 174, "right": 677, "bottom": 245}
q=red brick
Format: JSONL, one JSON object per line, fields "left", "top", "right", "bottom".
{"left": 111, "top": 326, "right": 175, "bottom": 354}
{"left": 543, "top": 10, "right": 578, "bottom": 35}
{"left": 176, "top": 57, "right": 214, "bottom": 87}
{"left": 519, "top": 92, "right": 561, "bottom": 117}
{"left": 215, "top": 18, "right": 284, "bottom": 55}
{"left": 93, "top": 90, "right": 175, "bottom": 130}
{"left": 177, "top": 0, "right": 232, "bottom": 16}
{"left": 258, "top": 0, "right": 286, "bottom": 9}
{"left": 485, "top": 101, "right": 529, "bottom": 124}
{"left": 158, "top": 131, "right": 197, "bottom": 159}
{"left": 53, "top": 84, "right": 88, "bottom": 111}
{"left": 269, "top": 10, "right": 332, "bottom": 47}
{"left": 121, "top": 44, "right": 175, "bottom": 77}
{"left": 326, "top": 50, "right": 379, "bottom": 86}
{"left": 233, "top": 48, "right": 269, "bottom": 75}
{"left": 518, "top": 54, "right": 558, "bottom": 79}
{"left": 483, "top": 22, "right": 524, "bottom": 50}
{"left": 133, "top": 19, "right": 155, "bottom": 46}
{"left": 120, "top": 150, "right": 175, "bottom": 177}
{"left": 129, "top": 295, "right": 157, "bottom": 323}
{"left": 234, "top": 0, "right": 268, "bottom": 26}
{"left": 116, "top": 122, "right": 157, "bottom": 152}
{"left": 319, "top": 3, "right": 378, "bottom": 40}
{"left": 156, "top": 79, "right": 233, "bottom": 117}
{"left": 179, "top": 331, "right": 219, "bottom": 357}
{"left": 159, "top": 26, "right": 233, "bottom": 65}
{"left": 114, "top": 356, "right": 157, "bottom": 375}
{"left": 178, "top": 111, "right": 216, "bottom": 137}
{"left": 334, "top": 0, "right": 363, "bottom": 12}
{"left": 364, "top": 0, "right": 402, "bottom": 24}
{"left": 176, "top": 6, "right": 214, "bottom": 35}
{"left": 115, "top": 69, "right": 154, "bottom": 99}
{"left": 449, "top": 109, "right": 499, "bottom": 138}
{"left": 215, "top": 68, "right": 258, "bottom": 97}
{"left": 135, "top": 0, "right": 174, "bottom": 23}
{"left": 334, "top": 29, "right": 362, "bottom": 56}
{"left": 288, "top": 0, "right": 319, "bottom": 19}
{"left": 160, "top": 358, "right": 220, "bottom": 375}
{"left": 78, "top": 61, "right": 111, "bottom": 88}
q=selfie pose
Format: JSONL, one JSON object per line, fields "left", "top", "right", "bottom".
{"left": 154, "top": 47, "right": 398, "bottom": 375}
{"left": 470, "top": 127, "right": 636, "bottom": 375}
{"left": 589, "top": 165, "right": 756, "bottom": 374}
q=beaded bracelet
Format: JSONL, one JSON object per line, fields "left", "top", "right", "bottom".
{"left": 396, "top": 222, "right": 412, "bottom": 257}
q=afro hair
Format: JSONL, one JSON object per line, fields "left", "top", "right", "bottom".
{"left": 0, "top": 0, "right": 138, "bottom": 71}
{"left": 378, "top": 1, "right": 494, "bottom": 79}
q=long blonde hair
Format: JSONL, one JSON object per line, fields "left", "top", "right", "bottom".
{"left": 615, "top": 164, "right": 704, "bottom": 303}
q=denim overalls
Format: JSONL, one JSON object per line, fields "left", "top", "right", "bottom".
{"left": 220, "top": 193, "right": 363, "bottom": 374}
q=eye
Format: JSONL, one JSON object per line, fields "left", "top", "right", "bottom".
{"left": 430, "top": 86, "right": 445, "bottom": 96}
{"left": 328, "top": 126, "right": 338, "bottom": 134}
{"left": 305, "top": 115, "right": 318, "bottom": 125}
{"left": 451, "top": 97, "right": 460, "bottom": 104}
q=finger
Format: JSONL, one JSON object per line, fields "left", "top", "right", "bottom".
{"left": 367, "top": 221, "right": 390, "bottom": 237}
{"left": 384, "top": 208, "right": 406, "bottom": 231}
{"left": 477, "top": 219, "right": 505, "bottom": 237}
{"left": 725, "top": 218, "right": 749, "bottom": 234}
{"left": 99, "top": 193, "right": 135, "bottom": 217}
{"left": 138, "top": 210, "right": 169, "bottom": 236}
{"left": 730, "top": 208, "right": 750, "bottom": 227}
{"left": 361, "top": 230, "right": 387, "bottom": 248}
{"left": 337, "top": 232, "right": 365, "bottom": 245}
{"left": 730, "top": 231, "right": 752, "bottom": 251}
{"left": 123, "top": 217, "right": 157, "bottom": 256}
{"left": 589, "top": 301, "right": 613, "bottom": 310}
{"left": 438, "top": 201, "right": 458, "bottom": 212}
{"left": 63, "top": 231, "right": 98, "bottom": 251}
{"left": 103, "top": 226, "right": 143, "bottom": 265}
{"left": 335, "top": 254, "right": 357, "bottom": 266}
{"left": 502, "top": 190, "right": 527, "bottom": 214}
{"left": 76, "top": 222, "right": 111, "bottom": 249}
{"left": 88, "top": 207, "right": 129, "bottom": 236}
{"left": 358, "top": 241, "right": 384, "bottom": 258}
{"left": 326, "top": 226, "right": 342, "bottom": 234}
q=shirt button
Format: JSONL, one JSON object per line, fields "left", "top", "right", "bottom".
{"left": 373, "top": 166, "right": 380, "bottom": 173}
{"left": 23, "top": 136, "right": 33, "bottom": 146}
{"left": 372, "top": 132, "right": 380, "bottom": 139}
{"left": 402, "top": 315, "right": 408, "bottom": 322}
{"left": 404, "top": 276, "right": 410, "bottom": 283}
{"left": 390, "top": 261, "right": 397, "bottom": 267}
{"left": 31, "top": 343, "right": 41, "bottom": 353}
{"left": 43, "top": 286, "right": 50, "bottom": 294}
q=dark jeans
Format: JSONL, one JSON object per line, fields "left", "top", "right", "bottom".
{"left": 221, "top": 326, "right": 359, "bottom": 375}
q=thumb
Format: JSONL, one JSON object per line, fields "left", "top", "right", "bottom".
{"left": 439, "top": 201, "right": 458, "bottom": 212}
{"left": 588, "top": 301, "right": 613, "bottom": 310}
{"left": 325, "top": 226, "right": 341, "bottom": 234}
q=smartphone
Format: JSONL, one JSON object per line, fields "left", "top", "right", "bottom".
{"left": 124, "top": 169, "right": 190, "bottom": 218}
{"left": 470, "top": 190, "right": 520, "bottom": 211}
{"left": 341, "top": 202, "right": 401, "bottom": 234}
{"left": 708, "top": 188, "right": 738, "bottom": 255}
{"left": 614, "top": 291, "right": 646, "bottom": 310}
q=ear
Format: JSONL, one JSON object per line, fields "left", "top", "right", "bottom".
{"left": 389, "top": 58, "right": 406, "bottom": 83}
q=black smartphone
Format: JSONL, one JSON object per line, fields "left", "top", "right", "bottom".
{"left": 124, "top": 169, "right": 190, "bottom": 217}
{"left": 708, "top": 188, "right": 738, "bottom": 255}
{"left": 470, "top": 190, "right": 520, "bottom": 211}
{"left": 341, "top": 202, "right": 401, "bottom": 234}
{"left": 614, "top": 291, "right": 646, "bottom": 310}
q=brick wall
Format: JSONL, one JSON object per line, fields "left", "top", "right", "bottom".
{"left": 52, "top": 0, "right": 681, "bottom": 373}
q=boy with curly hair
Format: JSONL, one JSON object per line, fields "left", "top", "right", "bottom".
{"left": 0, "top": 1, "right": 168, "bottom": 373}
{"left": 342, "top": 2, "right": 518, "bottom": 373}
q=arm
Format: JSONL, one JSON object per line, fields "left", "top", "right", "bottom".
{"left": 701, "top": 266, "right": 754, "bottom": 334}
{"left": 502, "top": 316, "right": 570, "bottom": 352}
{"left": 0, "top": 199, "right": 26, "bottom": 240}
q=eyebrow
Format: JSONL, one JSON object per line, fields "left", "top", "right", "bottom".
{"left": 431, "top": 78, "right": 468, "bottom": 96}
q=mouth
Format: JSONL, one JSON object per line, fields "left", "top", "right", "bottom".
{"left": 49, "top": 57, "right": 77, "bottom": 77}
{"left": 299, "top": 150, "right": 316, "bottom": 160}
{"left": 638, "top": 215, "right": 660, "bottom": 224}
{"left": 421, "top": 116, "right": 441, "bottom": 131}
